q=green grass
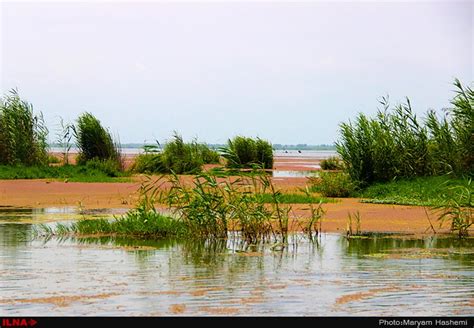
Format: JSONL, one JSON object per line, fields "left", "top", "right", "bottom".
{"left": 47, "top": 209, "right": 187, "bottom": 239}
{"left": 0, "top": 164, "right": 131, "bottom": 182}
{"left": 356, "top": 176, "right": 473, "bottom": 207}
{"left": 256, "top": 193, "right": 337, "bottom": 204}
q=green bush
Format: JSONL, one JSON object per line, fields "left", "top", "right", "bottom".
{"left": 85, "top": 158, "right": 122, "bottom": 177}
{"left": 133, "top": 134, "right": 220, "bottom": 174}
{"left": 222, "top": 136, "right": 273, "bottom": 169}
{"left": 132, "top": 153, "right": 164, "bottom": 174}
{"left": 160, "top": 134, "right": 203, "bottom": 174}
{"left": 197, "top": 144, "right": 220, "bottom": 164}
{"left": 310, "top": 172, "right": 356, "bottom": 198}
{"left": 74, "top": 112, "right": 122, "bottom": 169}
{"left": 320, "top": 156, "right": 343, "bottom": 170}
{"left": 0, "top": 90, "right": 48, "bottom": 165}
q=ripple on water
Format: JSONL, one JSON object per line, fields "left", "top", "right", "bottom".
{"left": 0, "top": 223, "right": 473, "bottom": 316}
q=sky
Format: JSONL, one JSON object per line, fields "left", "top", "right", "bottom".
{"left": 1, "top": 1, "right": 472, "bottom": 145}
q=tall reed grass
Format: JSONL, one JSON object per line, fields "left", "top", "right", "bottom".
{"left": 74, "top": 112, "right": 122, "bottom": 170}
{"left": 221, "top": 136, "right": 273, "bottom": 169}
{"left": 0, "top": 90, "right": 48, "bottom": 165}
{"left": 337, "top": 79, "right": 473, "bottom": 186}
{"left": 132, "top": 133, "right": 220, "bottom": 174}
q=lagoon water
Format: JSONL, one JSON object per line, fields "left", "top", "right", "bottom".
{"left": 0, "top": 208, "right": 473, "bottom": 316}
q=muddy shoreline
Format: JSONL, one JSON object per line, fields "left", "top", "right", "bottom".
{"left": 0, "top": 155, "right": 458, "bottom": 234}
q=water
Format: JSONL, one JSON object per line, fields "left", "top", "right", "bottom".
{"left": 272, "top": 170, "right": 318, "bottom": 178}
{"left": 1, "top": 217, "right": 473, "bottom": 316}
{"left": 49, "top": 148, "right": 338, "bottom": 158}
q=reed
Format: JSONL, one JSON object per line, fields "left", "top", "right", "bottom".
{"left": 0, "top": 90, "right": 48, "bottom": 165}
{"left": 336, "top": 79, "right": 473, "bottom": 186}
{"left": 74, "top": 112, "right": 122, "bottom": 170}
{"left": 221, "top": 136, "right": 273, "bottom": 169}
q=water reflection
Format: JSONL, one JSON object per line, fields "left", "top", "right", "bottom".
{"left": 0, "top": 207, "right": 127, "bottom": 223}
{"left": 0, "top": 224, "right": 473, "bottom": 316}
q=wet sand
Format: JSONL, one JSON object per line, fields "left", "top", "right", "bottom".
{"left": 0, "top": 155, "right": 457, "bottom": 234}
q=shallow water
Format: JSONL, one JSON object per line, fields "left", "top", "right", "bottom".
{"left": 272, "top": 170, "right": 318, "bottom": 178}
{"left": 1, "top": 218, "right": 473, "bottom": 316}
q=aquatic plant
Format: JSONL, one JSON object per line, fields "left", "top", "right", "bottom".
{"left": 346, "top": 211, "right": 362, "bottom": 237}
{"left": 336, "top": 79, "right": 473, "bottom": 186}
{"left": 132, "top": 134, "right": 220, "bottom": 174}
{"left": 221, "top": 136, "right": 273, "bottom": 169}
{"left": 74, "top": 112, "right": 122, "bottom": 170}
{"left": 55, "top": 117, "right": 74, "bottom": 165}
{"left": 0, "top": 89, "right": 48, "bottom": 165}
{"left": 434, "top": 179, "right": 473, "bottom": 238}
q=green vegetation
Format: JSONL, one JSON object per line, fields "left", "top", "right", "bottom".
{"left": 357, "top": 176, "right": 472, "bottom": 207}
{"left": 433, "top": 179, "right": 473, "bottom": 238}
{"left": 309, "top": 172, "right": 356, "bottom": 197}
{"left": 320, "top": 156, "right": 343, "bottom": 170}
{"left": 44, "top": 171, "right": 325, "bottom": 242}
{"left": 221, "top": 136, "right": 273, "bottom": 169}
{"left": 0, "top": 90, "right": 48, "bottom": 166}
{"left": 336, "top": 79, "right": 473, "bottom": 186}
{"left": 0, "top": 164, "right": 131, "bottom": 182}
{"left": 74, "top": 112, "right": 122, "bottom": 170}
{"left": 50, "top": 205, "right": 187, "bottom": 239}
{"left": 346, "top": 211, "right": 362, "bottom": 237}
{"left": 132, "top": 134, "right": 220, "bottom": 174}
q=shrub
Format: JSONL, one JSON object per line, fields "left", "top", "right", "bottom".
{"left": 74, "top": 112, "right": 122, "bottom": 169}
{"left": 0, "top": 90, "right": 48, "bottom": 165}
{"left": 310, "top": 172, "right": 356, "bottom": 198}
{"left": 197, "top": 144, "right": 220, "bottom": 164}
{"left": 160, "top": 133, "right": 203, "bottom": 174}
{"left": 132, "top": 153, "right": 164, "bottom": 174}
{"left": 133, "top": 134, "right": 221, "bottom": 174}
{"left": 222, "top": 136, "right": 273, "bottom": 169}
{"left": 320, "top": 156, "right": 343, "bottom": 170}
{"left": 85, "top": 158, "right": 122, "bottom": 177}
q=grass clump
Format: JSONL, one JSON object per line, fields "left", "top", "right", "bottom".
{"left": 320, "top": 156, "right": 343, "bottom": 170}
{"left": 0, "top": 164, "right": 131, "bottom": 182}
{"left": 0, "top": 90, "right": 48, "bottom": 166}
{"left": 132, "top": 134, "right": 220, "bottom": 174}
{"left": 221, "top": 136, "right": 273, "bottom": 169}
{"left": 309, "top": 172, "right": 356, "bottom": 198}
{"left": 74, "top": 112, "right": 122, "bottom": 171}
{"left": 336, "top": 79, "right": 473, "bottom": 186}
{"left": 52, "top": 210, "right": 186, "bottom": 239}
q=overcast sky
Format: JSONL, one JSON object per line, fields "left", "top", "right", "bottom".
{"left": 1, "top": 1, "right": 472, "bottom": 144}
